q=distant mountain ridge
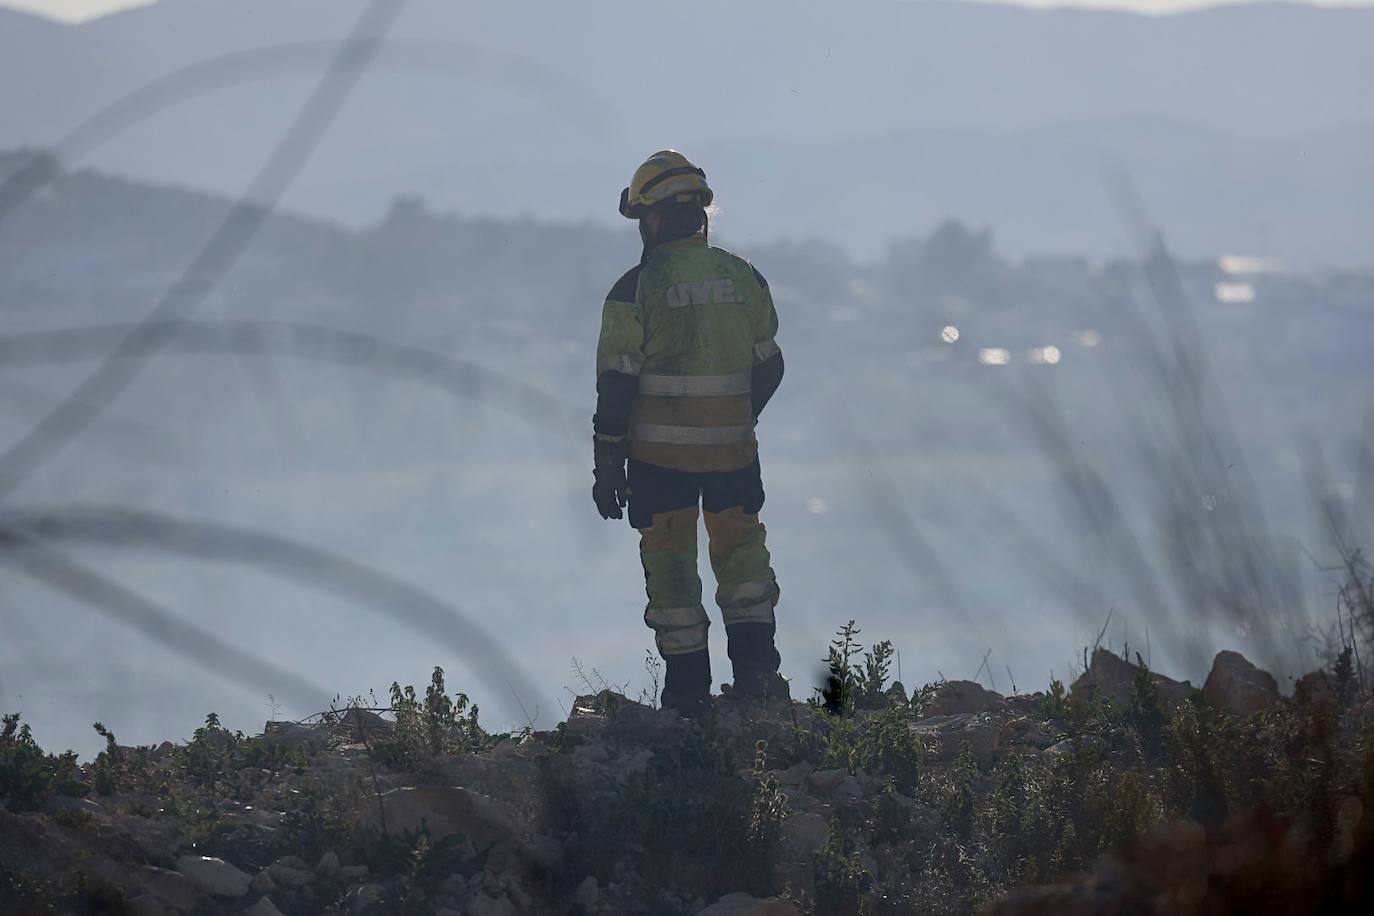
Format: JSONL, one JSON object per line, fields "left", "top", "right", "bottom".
{"left": 2, "top": 0, "right": 1372, "bottom": 265}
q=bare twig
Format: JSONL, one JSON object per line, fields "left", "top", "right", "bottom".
{"left": 1093, "top": 609, "right": 1114, "bottom": 655}
{"left": 508, "top": 683, "right": 539, "bottom": 732}
{"left": 972, "top": 649, "right": 994, "bottom": 690}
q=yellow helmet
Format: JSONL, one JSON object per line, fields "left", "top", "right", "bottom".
{"left": 619, "top": 149, "right": 713, "bottom": 219}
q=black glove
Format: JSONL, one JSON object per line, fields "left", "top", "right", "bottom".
{"left": 592, "top": 436, "right": 629, "bottom": 520}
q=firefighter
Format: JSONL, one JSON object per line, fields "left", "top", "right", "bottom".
{"left": 592, "top": 150, "right": 787, "bottom": 715}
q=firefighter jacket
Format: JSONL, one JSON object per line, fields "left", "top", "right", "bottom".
{"left": 595, "top": 237, "right": 783, "bottom": 474}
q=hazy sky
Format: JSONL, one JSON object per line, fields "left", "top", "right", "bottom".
{"left": 4, "top": 0, "right": 1373, "bottom": 24}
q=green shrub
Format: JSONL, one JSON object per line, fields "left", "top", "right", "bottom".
{"left": 872, "top": 779, "right": 911, "bottom": 844}
{"left": 983, "top": 752, "right": 1053, "bottom": 884}
{"left": 1100, "top": 770, "right": 1159, "bottom": 849}
{"left": 1035, "top": 677, "right": 1069, "bottom": 720}
{"left": 1124, "top": 654, "right": 1168, "bottom": 751}
{"left": 853, "top": 705, "right": 923, "bottom": 795}
{"left": 175, "top": 713, "right": 243, "bottom": 788}
{"left": 910, "top": 681, "right": 941, "bottom": 718}
{"left": 858, "top": 640, "right": 896, "bottom": 710}
{"left": 234, "top": 733, "right": 311, "bottom": 776}
{"left": 365, "top": 825, "right": 478, "bottom": 916}
{"left": 372, "top": 666, "right": 488, "bottom": 770}
{"left": 812, "top": 621, "right": 864, "bottom": 714}
{"left": 579, "top": 722, "right": 767, "bottom": 895}
{"left": 748, "top": 741, "right": 788, "bottom": 869}
{"left": 939, "top": 743, "right": 978, "bottom": 841}
{"left": 818, "top": 714, "right": 858, "bottom": 772}
{"left": 0, "top": 713, "right": 87, "bottom": 811}
{"left": 812, "top": 622, "right": 905, "bottom": 714}
{"left": 53, "top": 805, "right": 95, "bottom": 831}
{"left": 813, "top": 820, "right": 871, "bottom": 915}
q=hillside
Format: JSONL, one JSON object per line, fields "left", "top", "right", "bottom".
{"left": 1, "top": 2, "right": 1373, "bottom": 263}
{"left": 2, "top": 645, "right": 1370, "bottom": 915}
{"left": 2, "top": 149, "right": 1372, "bottom": 759}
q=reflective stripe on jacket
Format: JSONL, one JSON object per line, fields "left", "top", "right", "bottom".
{"left": 596, "top": 237, "right": 781, "bottom": 473}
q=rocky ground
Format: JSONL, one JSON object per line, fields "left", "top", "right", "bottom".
{"left": 2, "top": 648, "right": 1371, "bottom": 915}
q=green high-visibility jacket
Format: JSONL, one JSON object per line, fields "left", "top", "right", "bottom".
{"left": 596, "top": 237, "right": 782, "bottom": 473}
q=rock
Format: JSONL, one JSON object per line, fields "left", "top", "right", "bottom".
{"left": 316, "top": 851, "right": 340, "bottom": 876}
{"left": 834, "top": 776, "right": 864, "bottom": 799}
{"left": 604, "top": 701, "right": 689, "bottom": 745}
{"left": 360, "top": 785, "right": 520, "bottom": 853}
{"left": 698, "top": 893, "right": 803, "bottom": 916}
{"left": 924, "top": 680, "right": 1005, "bottom": 716}
{"left": 561, "top": 713, "right": 608, "bottom": 741}
{"left": 42, "top": 793, "right": 100, "bottom": 818}
{"left": 778, "top": 761, "right": 812, "bottom": 787}
{"left": 521, "top": 833, "right": 564, "bottom": 872}
{"left": 574, "top": 875, "right": 600, "bottom": 908}
{"left": 1004, "top": 694, "right": 1042, "bottom": 717}
{"left": 617, "top": 747, "right": 655, "bottom": 779}
{"left": 912, "top": 712, "right": 1002, "bottom": 769}
{"left": 339, "top": 865, "right": 370, "bottom": 880}
{"left": 1294, "top": 671, "right": 1335, "bottom": 708}
{"left": 177, "top": 855, "right": 252, "bottom": 898}
{"left": 348, "top": 884, "right": 383, "bottom": 913}
{"left": 1202, "top": 650, "right": 1279, "bottom": 716}
{"left": 781, "top": 812, "right": 830, "bottom": 862}
{"left": 262, "top": 720, "right": 326, "bottom": 754}
{"left": 267, "top": 862, "right": 314, "bottom": 887}
{"left": 572, "top": 689, "right": 635, "bottom": 717}
{"left": 337, "top": 707, "right": 392, "bottom": 741}
{"left": 806, "top": 768, "right": 848, "bottom": 793}
{"left": 131, "top": 866, "right": 197, "bottom": 911}
{"left": 1043, "top": 735, "right": 1104, "bottom": 759}
{"left": 439, "top": 874, "right": 469, "bottom": 896}
{"left": 469, "top": 893, "right": 518, "bottom": 916}
{"left": 572, "top": 743, "right": 610, "bottom": 766}
{"left": 249, "top": 871, "right": 276, "bottom": 895}
{"left": 242, "top": 897, "right": 286, "bottom": 916}
{"left": 854, "top": 769, "right": 885, "bottom": 796}
{"left": 126, "top": 895, "right": 176, "bottom": 916}
{"left": 503, "top": 873, "right": 533, "bottom": 911}
{"left": 1071, "top": 648, "right": 1196, "bottom": 710}
{"left": 1012, "top": 717, "right": 1061, "bottom": 750}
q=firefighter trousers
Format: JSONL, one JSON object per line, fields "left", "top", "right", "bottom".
{"left": 627, "top": 458, "right": 780, "bottom": 657}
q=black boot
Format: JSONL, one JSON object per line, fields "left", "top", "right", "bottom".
{"left": 660, "top": 649, "right": 712, "bottom": 716}
{"left": 726, "top": 622, "right": 790, "bottom": 702}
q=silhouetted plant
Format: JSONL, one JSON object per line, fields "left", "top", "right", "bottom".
{"left": 373, "top": 665, "right": 488, "bottom": 770}
{"left": 1035, "top": 676, "right": 1068, "bottom": 721}
{"left": 858, "top": 640, "right": 895, "bottom": 709}
{"left": 814, "top": 620, "right": 864, "bottom": 715}
{"left": 0, "top": 713, "right": 86, "bottom": 810}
